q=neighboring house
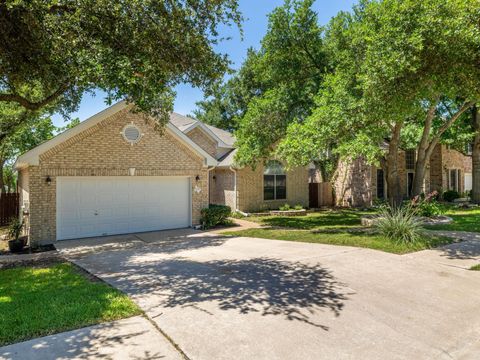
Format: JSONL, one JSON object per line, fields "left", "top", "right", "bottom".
{"left": 15, "top": 101, "right": 308, "bottom": 244}
{"left": 334, "top": 145, "right": 473, "bottom": 207}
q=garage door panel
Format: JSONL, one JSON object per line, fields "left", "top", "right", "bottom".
{"left": 57, "top": 176, "right": 191, "bottom": 240}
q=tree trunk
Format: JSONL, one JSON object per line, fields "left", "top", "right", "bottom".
{"left": 386, "top": 121, "right": 403, "bottom": 207}
{"left": 0, "top": 160, "right": 5, "bottom": 195}
{"left": 412, "top": 101, "right": 474, "bottom": 197}
{"left": 411, "top": 103, "right": 436, "bottom": 197}
{"left": 472, "top": 105, "right": 480, "bottom": 204}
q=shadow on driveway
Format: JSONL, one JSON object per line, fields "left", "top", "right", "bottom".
{"left": 0, "top": 316, "right": 176, "bottom": 360}
{"left": 99, "top": 256, "right": 350, "bottom": 330}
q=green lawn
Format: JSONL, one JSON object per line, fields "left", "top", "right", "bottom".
{"left": 424, "top": 207, "right": 480, "bottom": 232}
{"left": 470, "top": 264, "right": 480, "bottom": 271}
{"left": 0, "top": 263, "right": 141, "bottom": 346}
{"left": 225, "top": 228, "right": 452, "bottom": 254}
{"left": 247, "top": 209, "right": 373, "bottom": 230}
{"left": 230, "top": 209, "right": 454, "bottom": 254}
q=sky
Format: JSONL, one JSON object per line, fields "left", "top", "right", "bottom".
{"left": 52, "top": 0, "right": 357, "bottom": 127}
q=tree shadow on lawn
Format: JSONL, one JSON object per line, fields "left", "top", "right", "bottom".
{"left": 257, "top": 210, "right": 367, "bottom": 230}
{"left": 109, "top": 257, "right": 351, "bottom": 330}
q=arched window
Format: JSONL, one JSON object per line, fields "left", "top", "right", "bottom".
{"left": 264, "top": 160, "right": 286, "bottom": 200}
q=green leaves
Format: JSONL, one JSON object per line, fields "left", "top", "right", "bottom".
{"left": 0, "top": 0, "right": 242, "bottom": 122}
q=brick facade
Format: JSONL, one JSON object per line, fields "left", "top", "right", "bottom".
{"left": 430, "top": 144, "right": 473, "bottom": 194}
{"left": 209, "top": 169, "right": 236, "bottom": 210}
{"left": 334, "top": 157, "right": 374, "bottom": 207}
{"left": 186, "top": 127, "right": 218, "bottom": 158}
{"left": 22, "top": 108, "right": 209, "bottom": 245}
{"left": 235, "top": 164, "right": 309, "bottom": 212}
{"left": 335, "top": 145, "right": 472, "bottom": 207}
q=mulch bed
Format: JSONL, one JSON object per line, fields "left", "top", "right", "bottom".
{"left": 0, "top": 243, "right": 56, "bottom": 256}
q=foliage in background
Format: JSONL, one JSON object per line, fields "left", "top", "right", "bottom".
{"left": 375, "top": 205, "right": 424, "bottom": 244}
{"left": 0, "top": 110, "right": 59, "bottom": 192}
{"left": 193, "top": 49, "right": 263, "bottom": 132}
{"left": 194, "top": 0, "right": 331, "bottom": 172}
{"left": 234, "top": 0, "right": 329, "bottom": 168}
{"left": 200, "top": 204, "right": 232, "bottom": 229}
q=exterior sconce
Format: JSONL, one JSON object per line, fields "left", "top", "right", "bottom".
{"left": 46, "top": 176, "right": 52, "bottom": 185}
{"left": 195, "top": 175, "right": 200, "bottom": 182}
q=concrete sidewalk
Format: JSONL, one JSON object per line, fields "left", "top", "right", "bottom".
{"left": 0, "top": 316, "right": 183, "bottom": 360}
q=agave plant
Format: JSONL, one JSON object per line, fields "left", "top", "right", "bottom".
{"left": 375, "top": 204, "right": 424, "bottom": 244}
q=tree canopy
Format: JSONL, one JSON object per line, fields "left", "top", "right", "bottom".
{"left": 276, "top": 0, "right": 480, "bottom": 202}
{"left": 0, "top": 0, "right": 241, "bottom": 123}
{"left": 194, "top": 0, "right": 328, "bottom": 165}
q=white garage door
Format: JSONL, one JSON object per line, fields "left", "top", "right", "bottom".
{"left": 56, "top": 176, "right": 191, "bottom": 240}
{"left": 465, "top": 173, "right": 472, "bottom": 192}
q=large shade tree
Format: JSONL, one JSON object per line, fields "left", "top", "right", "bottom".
{"left": 194, "top": 0, "right": 328, "bottom": 167}
{"left": 278, "top": 0, "right": 480, "bottom": 205}
{"left": 472, "top": 106, "right": 480, "bottom": 203}
{"left": 193, "top": 48, "right": 263, "bottom": 132}
{"left": 233, "top": 0, "right": 328, "bottom": 167}
{"left": 0, "top": 0, "right": 241, "bottom": 123}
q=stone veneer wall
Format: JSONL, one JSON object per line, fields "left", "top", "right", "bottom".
{"left": 235, "top": 164, "right": 309, "bottom": 212}
{"left": 334, "top": 157, "right": 373, "bottom": 207}
{"left": 27, "top": 107, "right": 208, "bottom": 245}
{"left": 335, "top": 149, "right": 434, "bottom": 206}
{"left": 437, "top": 145, "right": 473, "bottom": 193}
{"left": 186, "top": 127, "right": 218, "bottom": 158}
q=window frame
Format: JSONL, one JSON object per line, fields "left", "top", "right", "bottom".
{"left": 405, "top": 149, "right": 416, "bottom": 170}
{"left": 263, "top": 161, "right": 287, "bottom": 201}
{"left": 449, "top": 169, "right": 461, "bottom": 192}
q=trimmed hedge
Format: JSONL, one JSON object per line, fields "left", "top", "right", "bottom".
{"left": 200, "top": 204, "right": 232, "bottom": 229}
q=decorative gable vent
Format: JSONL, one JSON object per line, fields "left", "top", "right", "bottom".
{"left": 122, "top": 123, "right": 142, "bottom": 144}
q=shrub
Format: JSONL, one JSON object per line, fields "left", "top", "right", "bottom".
{"left": 293, "top": 204, "right": 304, "bottom": 210}
{"left": 230, "top": 211, "right": 246, "bottom": 219}
{"left": 411, "top": 191, "right": 444, "bottom": 217}
{"left": 443, "top": 190, "right": 460, "bottom": 202}
{"left": 417, "top": 200, "right": 444, "bottom": 217}
{"left": 375, "top": 205, "right": 423, "bottom": 244}
{"left": 279, "top": 204, "right": 291, "bottom": 211}
{"left": 200, "top": 205, "right": 232, "bottom": 229}
{"left": 8, "top": 217, "right": 24, "bottom": 241}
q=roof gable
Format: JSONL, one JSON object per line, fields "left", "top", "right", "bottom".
{"left": 15, "top": 101, "right": 217, "bottom": 169}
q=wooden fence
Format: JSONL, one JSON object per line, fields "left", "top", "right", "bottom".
{"left": 309, "top": 182, "right": 333, "bottom": 208}
{"left": 0, "top": 193, "right": 19, "bottom": 226}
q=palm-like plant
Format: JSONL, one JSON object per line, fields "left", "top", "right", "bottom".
{"left": 375, "top": 204, "right": 424, "bottom": 244}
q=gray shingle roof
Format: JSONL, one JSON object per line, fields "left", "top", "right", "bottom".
{"left": 169, "top": 112, "right": 197, "bottom": 130}
{"left": 217, "top": 148, "right": 237, "bottom": 167}
{"left": 169, "top": 112, "right": 236, "bottom": 148}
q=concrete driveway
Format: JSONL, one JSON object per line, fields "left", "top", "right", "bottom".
{"left": 19, "top": 230, "right": 480, "bottom": 359}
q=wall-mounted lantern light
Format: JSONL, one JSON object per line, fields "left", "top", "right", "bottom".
{"left": 195, "top": 175, "right": 200, "bottom": 182}
{"left": 46, "top": 176, "right": 52, "bottom": 185}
